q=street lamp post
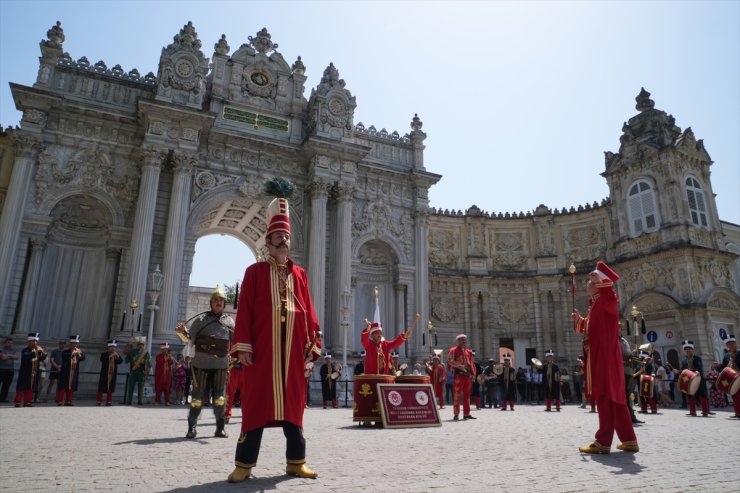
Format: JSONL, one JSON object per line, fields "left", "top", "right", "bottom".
{"left": 630, "top": 305, "right": 641, "bottom": 348}
{"left": 129, "top": 299, "right": 138, "bottom": 341}
{"left": 146, "top": 265, "right": 165, "bottom": 356}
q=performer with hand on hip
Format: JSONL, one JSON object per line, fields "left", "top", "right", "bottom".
{"left": 572, "top": 261, "right": 638, "bottom": 454}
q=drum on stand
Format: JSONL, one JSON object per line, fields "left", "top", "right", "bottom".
{"left": 678, "top": 369, "right": 701, "bottom": 395}
{"left": 395, "top": 375, "right": 430, "bottom": 385}
{"left": 353, "top": 374, "right": 395, "bottom": 423}
{"left": 716, "top": 367, "right": 740, "bottom": 396}
{"left": 639, "top": 375, "right": 654, "bottom": 398}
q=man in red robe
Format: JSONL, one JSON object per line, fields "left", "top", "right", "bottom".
{"left": 361, "top": 321, "right": 409, "bottom": 374}
{"left": 154, "top": 342, "right": 174, "bottom": 405}
{"left": 573, "top": 261, "right": 639, "bottom": 454}
{"left": 228, "top": 190, "right": 322, "bottom": 482}
{"left": 447, "top": 333, "right": 477, "bottom": 421}
{"left": 427, "top": 353, "right": 446, "bottom": 409}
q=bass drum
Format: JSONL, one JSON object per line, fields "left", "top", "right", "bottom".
{"left": 353, "top": 374, "right": 395, "bottom": 423}
{"left": 678, "top": 369, "right": 701, "bottom": 396}
{"left": 717, "top": 367, "right": 740, "bottom": 396}
{"left": 396, "top": 375, "right": 430, "bottom": 385}
{"left": 639, "top": 375, "right": 654, "bottom": 398}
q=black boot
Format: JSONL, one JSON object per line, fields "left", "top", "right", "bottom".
{"left": 186, "top": 407, "right": 200, "bottom": 439}
{"left": 186, "top": 422, "right": 197, "bottom": 438}
{"left": 215, "top": 418, "right": 228, "bottom": 438}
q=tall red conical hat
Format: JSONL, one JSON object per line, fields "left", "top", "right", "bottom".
{"left": 266, "top": 197, "right": 290, "bottom": 237}
{"left": 263, "top": 177, "right": 294, "bottom": 238}
{"left": 594, "top": 261, "right": 619, "bottom": 282}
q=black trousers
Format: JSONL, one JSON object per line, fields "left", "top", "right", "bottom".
{"left": 234, "top": 422, "right": 305, "bottom": 468}
{"left": 0, "top": 369, "right": 14, "bottom": 401}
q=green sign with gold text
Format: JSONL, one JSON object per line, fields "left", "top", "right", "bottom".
{"left": 223, "top": 106, "right": 289, "bottom": 132}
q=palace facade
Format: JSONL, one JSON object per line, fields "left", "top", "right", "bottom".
{"left": 1, "top": 22, "right": 738, "bottom": 382}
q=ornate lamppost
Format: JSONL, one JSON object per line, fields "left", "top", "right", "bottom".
{"left": 630, "top": 305, "right": 643, "bottom": 348}
{"left": 146, "top": 265, "right": 165, "bottom": 356}
{"left": 129, "top": 299, "right": 138, "bottom": 341}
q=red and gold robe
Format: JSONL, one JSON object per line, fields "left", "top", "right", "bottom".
{"left": 575, "top": 287, "right": 625, "bottom": 404}
{"left": 361, "top": 329, "right": 407, "bottom": 375}
{"left": 232, "top": 258, "right": 321, "bottom": 432}
{"left": 155, "top": 353, "right": 173, "bottom": 390}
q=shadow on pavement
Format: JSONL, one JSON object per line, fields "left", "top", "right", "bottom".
{"left": 589, "top": 453, "right": 645, "bottom": 475}
{"left": 113, "top": 436, "right": 225, "bottom": 446}
{"left": 160, "top": 475, "right": 294, "bottom": 492}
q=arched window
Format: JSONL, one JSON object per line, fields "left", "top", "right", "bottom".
{"left": 685, "top": 176, "right": 708, "bottom": 228}
{"left": 627, "top": 180, "right": 659, "bottom": 236}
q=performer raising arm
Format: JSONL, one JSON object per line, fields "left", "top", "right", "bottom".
{"left": 361, "top": 318, "right": 413, "bottom": 375}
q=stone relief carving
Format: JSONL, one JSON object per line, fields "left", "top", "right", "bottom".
{"left": 156, "top": 22, "right": 209, "bottom": 107}
{"left": 23, "top": 109, "right": 47, "bottom": 127}
{"left": 708, "top": 296, "right": 738, "bottom": 310}
{"left": 535, "top": 220, "right": 555, "bottom": 256}
{"left": 352, "top": 199, "right": 412, "bottom": 260}
{"left": 242, "top": 63, "right": 277, "bottom": 99}
{"left": 490, "top": 231, "right": 528, "bottom": 269}
{"left": 500, "top": 299, "right": 529, "bottom": 324}
{"left": 307, "top": 63, "right": 356, "bottom": 139}
{"left": 468, "top": 220, "right": 485, "bottom": 256}
{"left": 563, "top": 225, "right": 604, "bottom": 261}
{"left": 432, "top": 298, "right": 457, "bottom": 322}
{"left": 51, "top": 195, "right": 111, "bottom": 231}
{"left": 34, "top": 144, "right": 138, "bottom": 217}
{"left": 358, "top": 241, "right": 395, "bottom": 265}
{"left": 191, "top": 170, "right": 238, "bottom": 203}
{"left": 428, "top": 229, "right": 458, "bottom": 269}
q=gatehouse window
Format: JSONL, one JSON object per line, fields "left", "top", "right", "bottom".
{"left": 685, "top": 176, "right": 709, "bottom": 228}
{"left": 627, "top": 180, "right": 659, "bottom": 236}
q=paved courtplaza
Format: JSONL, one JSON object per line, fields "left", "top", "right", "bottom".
{"left": 0, "top": 400, "right": 738, "bottom": 492}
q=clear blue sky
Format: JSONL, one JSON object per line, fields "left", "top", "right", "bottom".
{"left": 2, "top": 1, "right": 738, "bottom": 288}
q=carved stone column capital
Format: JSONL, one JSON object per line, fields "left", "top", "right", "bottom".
{"left": 334, "top": 183, "right": 355, "bottom": 201}
{"left": 30, "top": 237, "right": 47, "bottom": 252}
{"left": 11, "top": 133, "right": 42, "bottom": 159}
{"left": 171, "top": 151, "right": 198, "bottom": 174}
{"left": 308, "top": 180, "right": 331, "bottom": 199}
{"left": 140, "top": 149, "right": 166, "bottom": 170}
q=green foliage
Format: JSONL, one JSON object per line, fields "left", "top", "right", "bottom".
{"left": 263, "top": 177, "right": 295, "bottom": 198}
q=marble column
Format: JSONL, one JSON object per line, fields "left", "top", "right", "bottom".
{"left": 307, "top": 180, "right": 329, "bottom": 330}
{"left": 0, "top": 134, "right": 40, "bottom": 323}
{"left": 481, "top": 292, "right": 492, "bottom": 359}
{"left": 15, "top": 237, "right": 47, "bottom": 332}
{"left": 124, "top": 150, "right": 164, "bottom": 336}
{"left": 158, "top": 153, "right": 195, "bottom": 336}
{"left": 466, "top": 291, "right": 477, "bottom": 353}
{"left": 395, "top": 283, "right": 405, "bottom": 340}
{"left": 333, "top": 183, "right": 354, "bottom": 350}
{"left": 104, "top": 248, "right": 122, "bottom": 339}
{"left": 413, "top": 210, "right": 430, "bottom": 354}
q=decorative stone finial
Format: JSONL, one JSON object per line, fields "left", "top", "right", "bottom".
{"left": 322, "top": 62, "right": 339, "bottom": 84}
{"left": 249, "top": 27, "right": 278, "bottom": 54}
{"left": 46, "top": 21, "right": 65, "bottom": 47}
{"left": 173, "top": 21, "right": 202, "bottom": 51}
{"left": 292, "top": 56, "right": 306, "bottom": 75}
{"left": 635, "top": 87, "right": 655, "bottom": 112}
{"left": 214, "top": 34, "right": 230, "bottom": 55}
{"left": 410, "top": 113, "right": 423, "bottom": 131}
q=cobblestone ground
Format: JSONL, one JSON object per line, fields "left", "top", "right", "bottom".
{"left": 0, "top": 400, "right": 738, "bottom": 492}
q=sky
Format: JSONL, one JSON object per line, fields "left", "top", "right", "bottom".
{"left": 1, "top": 1, "right": 738, "bottom": 289}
